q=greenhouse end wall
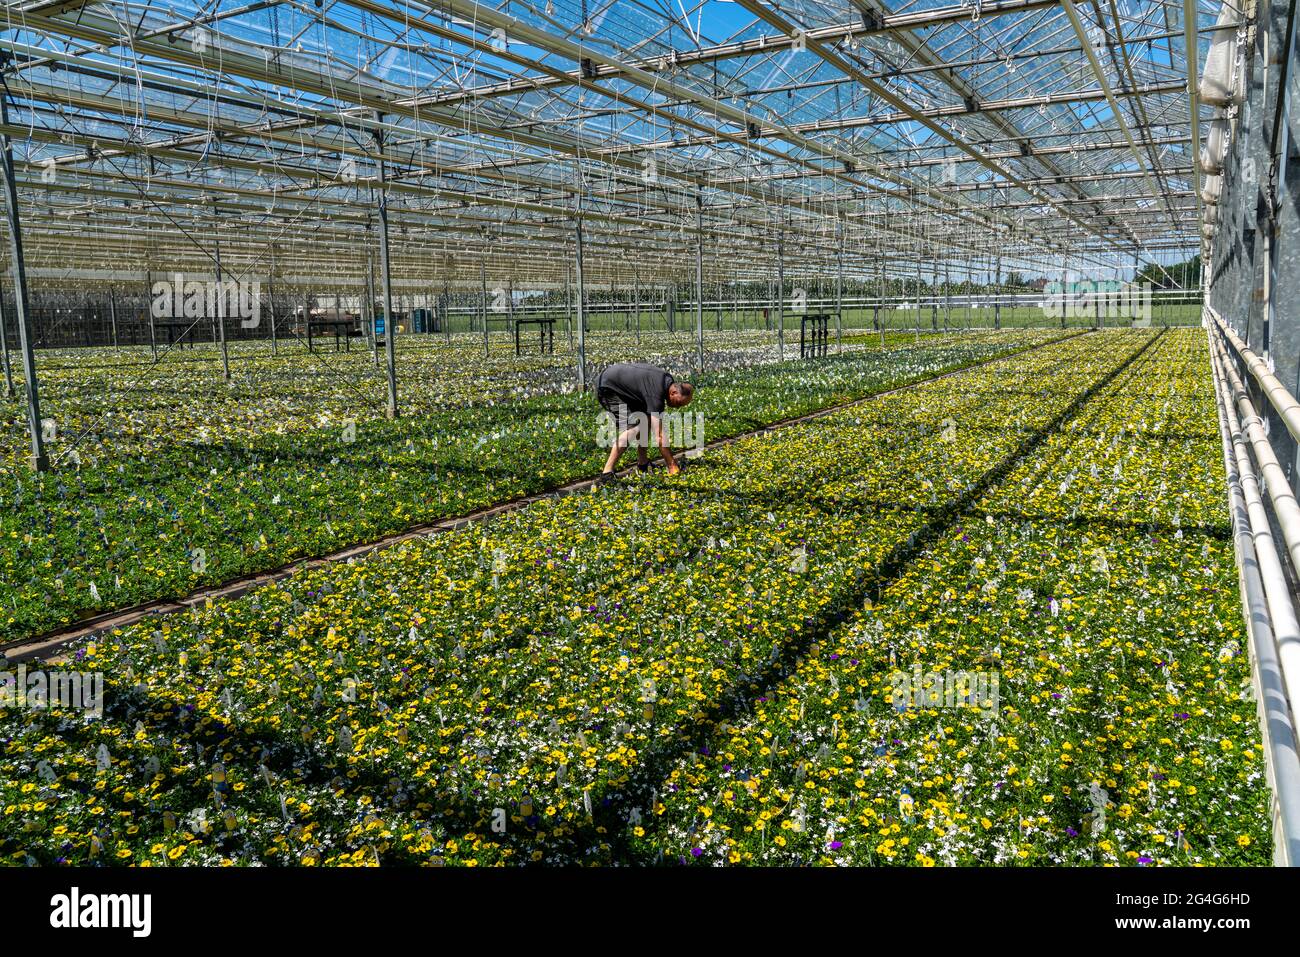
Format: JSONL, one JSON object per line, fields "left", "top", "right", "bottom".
{"left": 1209, "top": 0, "right": 1300, "bottom": 486}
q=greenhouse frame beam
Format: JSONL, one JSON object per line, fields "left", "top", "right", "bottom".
{"left": 848, "top": 0, "right": 1103, "bottom": 220}
{"left": 2, "top": 62, "right": 1039, "bottom": 269}
{"left": 734, "top": 0, "right": 1159, "bottom": 266}
{"left": 0, "top": 0, "right": 1213, "bottom": 287}
{"left": 11, "top": 4, "right": 881, "bottom": 224}
{"left": 1059, "top": 0, "right": 1168, "bottom": 246}
{"left": 1183, "top": 0, "right": 1205, "bottom": 222}
{"left": 374, "top": 119, "right": 398, "bottom": 420}
{"left": 15, "top": 155, "right": 1110, "bottom": 267}
{"left": 0, "top": 89, "right": 47, "bottom": 471}
{"left": 416, "top": 0, "right": 1089, "bottom": 258}
{"left": 423, "top": 0, "right": 1063, "bottom": 108}
{"left": 581, "top": 82, "right": 1186, "bottom": 147}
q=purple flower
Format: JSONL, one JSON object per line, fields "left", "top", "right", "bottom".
{"left": 828, "top": 841, "right": 843, "bottom": 850}
{"left": 1066, "top": 827, "right": 1079, "bottom": 837}
{"left": 1137, "top": 856, "right": 1154, "bottom": 865}
{"left": 690, "top": 847, "right": 703, "bottom": 858}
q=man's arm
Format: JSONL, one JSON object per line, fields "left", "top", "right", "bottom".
{"left": 651, "top": 415, "right": 680, "bottom": 475}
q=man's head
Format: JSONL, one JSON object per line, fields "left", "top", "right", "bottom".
{"left": 667, "top": 381, "right": 694, "bottom": 408}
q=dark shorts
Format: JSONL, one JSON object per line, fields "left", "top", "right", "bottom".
{"left": 597, "top": 386, "right": 640, "bottom": 433}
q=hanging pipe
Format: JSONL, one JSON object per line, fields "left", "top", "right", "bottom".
{"left": 1208, "top": 323, "right": 1300, "bottom": 865}
{"left": 1210, "top": 308, "right": 1300, "bottom": 443}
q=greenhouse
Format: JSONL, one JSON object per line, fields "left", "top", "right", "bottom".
{"left": 0, "top": 0, "right": 1296, "bottom": 891}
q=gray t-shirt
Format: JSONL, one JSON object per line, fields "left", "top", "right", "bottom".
{"left": 597, "top": 362, "right": 674, "bottom": 416}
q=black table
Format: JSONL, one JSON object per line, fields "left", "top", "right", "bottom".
{"left": 514, "top": 317, "right": 556, "bottom": 356}
{"left": 800, "top": 313, "right": 831, "bottom": 359}
{"left": 308, "top": 318, "right": 359, "bottom": 352}
{"left": 152, "top": 320, "right": 200, "bottom": 349}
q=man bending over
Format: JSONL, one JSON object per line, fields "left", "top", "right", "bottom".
{"left": 595, "top": 361, "right": 694, "bottom": 479}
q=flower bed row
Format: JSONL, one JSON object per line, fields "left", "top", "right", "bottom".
{"left": 0, "top": 331, "right": 1062, "bottom": 643}
{"left": 7, "top": 330, "right": 1020, "bottom": 460}
{"left": 0, "top": 331, "right": 1183, "bottom": 866}
{"left": 645, "top": 330, "right": 1269, "bottom": 865}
